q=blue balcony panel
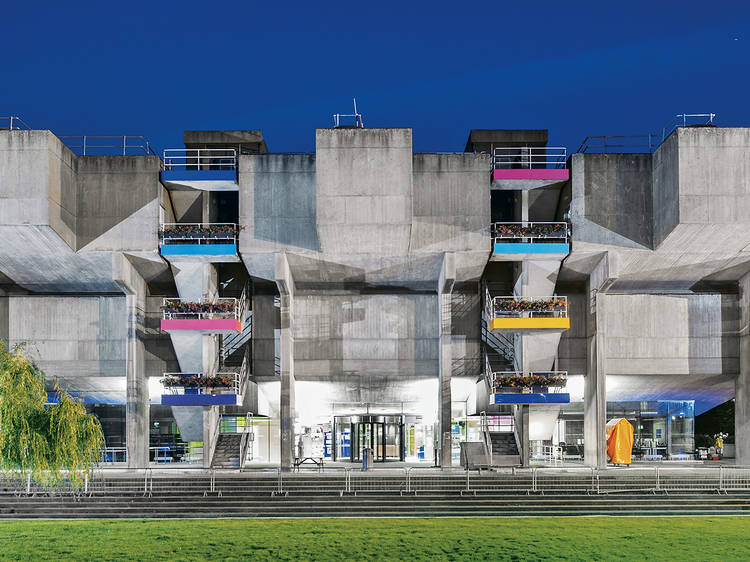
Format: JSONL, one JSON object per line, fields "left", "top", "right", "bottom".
{"left": 162, "top": 394, "right": 239, "bottom": 406}
{"left": 160, "top": 244, "right": 238, "bottom": 256}
{"left": 493, "top": 242, "right": 570, "bottom": 254}
{"left": 490, "top": 392, "right": 570, "bottom": 405}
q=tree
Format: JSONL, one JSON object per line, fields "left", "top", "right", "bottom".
{"left": 0, "top": 342, "right": 104, "bottom": 485}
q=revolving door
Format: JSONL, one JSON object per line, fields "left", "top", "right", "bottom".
{"left": 333, "top": 415, "right": 404, "bottom": 462}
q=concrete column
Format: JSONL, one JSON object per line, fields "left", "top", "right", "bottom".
{"left": 276, "top": 253, "right": 296, "bottom": 471}
{"left": 736, "top": 272, "right": 750, "bottom": 464}
{"left": 0, "top": 294, "right": 8, "bottom": 345}
{"left": 438, "top": 253, "right": 455, "bottom": 469}
{"left": 125, "top": 293, "right": 149, "bottom": 469}
{"left": 584, "top": 290, "right": 607, "bottom": 468}
{"left": 521, "top": 190, "right": 529, "bottom": 222}
{"left": 520, "top": 405, "right": 530, "bottom": 467}
{"left": 202, "top": 406, "right": 220, "bottom": 468}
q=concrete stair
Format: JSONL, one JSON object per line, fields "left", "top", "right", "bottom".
{"left": 211, "top": 434, "right": 243, "bottom": 468}
{"left": 0, "top": 473, "right": 748, "bottom": 519}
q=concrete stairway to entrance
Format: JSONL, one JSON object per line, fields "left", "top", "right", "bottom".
{"left": 489, "top": 432, "right": 518, "bottom": 456}
{"left": 211, "top": 434, "right": 243, "bottom": 468}
{"left": 1, "top": 472, "right": 747, "bottom": 519}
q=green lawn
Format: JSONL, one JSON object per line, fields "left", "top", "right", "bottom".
{"left": 0, "top": 517, "right": 747, "bottom": 561}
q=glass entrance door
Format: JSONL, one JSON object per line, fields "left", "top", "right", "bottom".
{"left": 333, "top": 415, "right": 404, "bottom": 462}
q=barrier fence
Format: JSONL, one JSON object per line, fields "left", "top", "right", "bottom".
{"left": 4, "top": 466, "right": 750, "bottom": 497}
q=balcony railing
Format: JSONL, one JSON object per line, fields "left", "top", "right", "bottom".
{"left": 489, "top": 371, "right": 568, "bottom": 394}
{"left": 59, "top": 135, "right": 157, "bottom": 156}
{"left": 492, "top": 222, "right": 568, "bottom": 244}
{"left": 493, "top": 147, "right": 567, "bottom": 169}
{"left": 162, "top": 298, "right": 240, "bottom": 321}
{"left": 159, "top": 223, "right": 237, "bottom": 245}
{"left": 162, "top": 148, "right": 237, "bottom": 171}
{"left": 491, "top": 296, "right": 568, "bottom": 319}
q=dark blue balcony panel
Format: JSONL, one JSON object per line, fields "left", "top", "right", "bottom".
{"left": 161, "top": 393, "right": 239, "bottom": 406}
{"left": 160, "top": 169, "right": 238, "bottom": 191}
{"left": 490, "top": 392, "right": 570, "bottom": 405}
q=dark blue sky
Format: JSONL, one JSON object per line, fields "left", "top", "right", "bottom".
{"left": 2, "top": 1, "right": 749, "bottom": 153}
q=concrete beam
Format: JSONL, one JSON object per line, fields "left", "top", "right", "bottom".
{"left": 276, "top": 253, "right": 296, "bottom": 470}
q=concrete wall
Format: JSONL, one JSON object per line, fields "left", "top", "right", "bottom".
{"left": 316, "top": 128, "right": 413, "bottom": 258}
{"left": 291, "top": 293, "right": 438, "bottom": 380}
{"left": 557, "top": 290, "right": 587, "bottom": 374}
{"left": 0, "top": 130, "right": 77, "bottom": 248}
{"left": 652, "top": 131, "right": 679, "bottom": 246}
{"left": 675, "top": 127, "right": 750, "bottom": 225}
{"left": 580, "top": 153, "right": 653, "bottom": 248}
{"left": 8, "top": 295, "right": 127, "bottom": 391}
{"left": 602, "top": 293, "right": 739, "bottom": 375}
{"left": 75, "top": 156, "right": 161, "bottom": 251}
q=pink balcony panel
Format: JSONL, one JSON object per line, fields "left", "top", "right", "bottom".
{"left": 160, "top": 318, "right": 241, "bottom": 332}
{"left": 493, "top": 169, "right": 569, "bottom": 181}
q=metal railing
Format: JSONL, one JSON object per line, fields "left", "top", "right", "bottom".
{"left": 492, "top": 222, "right": 569, "bottom": 244}
{"left": 162, "top": 148, "right": 237, "bottom": 170}
{"left": 222, "top": 311, "right": 252, "bottom": 361}
{"left": 491, "top": 296, "right": 568, "bottom": 319}
{"left": 577, "top": 113, "right": 718, "bottom": 154}
{"left": 100, "top": 446, "right": 127, "bottom": 463}
{"left": 493, "top": 146, "right": 567, "bottom": 169}
{"left": 60, "top": 135, "right": 157, "bottom": 156}
{"left": 159, "top": 223, "right": 238, "bottom": 245}
{"left": 1, "top": 116, "right": 31, "bottom": 130}
{"left": 489, "top": 371, "right": 568, "bottom": 394}
{"left": 162, "top": 297, "right": 241, "bottom": 321}
{"left": 2, "top": 466, "right": 750, "bottom": 498}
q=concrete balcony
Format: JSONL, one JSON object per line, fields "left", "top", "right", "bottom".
{"left": 160, "top": 297, "right": 244, "bottom": 334}
{"left": 159, "top": 223, "right": 240, "bottom": 263}
{"left": 160, "top": 370, "right": 246, "bottom": 406}
{"left": 491, "top": 147, "right": 569, "bottom": 190}
{"left": 488, "top": 296, "right": 570, "bottom": 333}
{"left": 488, "top": 371, "right": 570, "bottom": 405}
{"left": 491, "top": 222, "right": 570, "bottom": 260}
{"left": 160, "top": 149, "right": 238, "bottom": 191}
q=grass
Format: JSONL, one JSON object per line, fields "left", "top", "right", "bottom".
{"left": 0, "top": 517, "right": 747, "bottom": 561}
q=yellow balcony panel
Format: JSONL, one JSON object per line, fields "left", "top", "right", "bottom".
{"left": 490, "top": 317, "right": 570, "bottom": 332}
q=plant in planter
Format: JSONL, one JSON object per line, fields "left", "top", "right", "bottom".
{"left": 494, "top": 223, "right": 568, "bottom": 240}
{"left": 495, "top": 297, "right": 567, "bottom": 314}
{"left": 494, "top": 373, "right": 567, "bottom": 392}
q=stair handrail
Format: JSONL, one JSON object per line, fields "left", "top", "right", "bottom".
{"left": 480, "top": 411, "right": 493, "bottom": 467}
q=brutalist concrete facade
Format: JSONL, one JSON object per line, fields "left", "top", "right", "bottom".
{"left": 1, "top": 123, "right": 749, "bottom": 469}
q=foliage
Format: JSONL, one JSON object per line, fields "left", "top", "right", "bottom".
{"left": 495, "top": 297, "right": 567, "bottom": 313}
{"left": 494, "top": 223, "right": 568, "bottom": 239}
{"left": 495, "top": 373, "right": 567, "bottom": 390}
{"left": 162, "top": 299, "right": 236, "bottom": 315}
{"left": 0, "top": 342, "right": 104, "bottom": 485}
{"left": 160, "top": 374, "right": 234, "bottom": 389}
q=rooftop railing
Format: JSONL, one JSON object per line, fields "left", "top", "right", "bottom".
{"left": 577, "top": 113, "right": 717, "bottom": 154}
{"left": 159, "top": 223, "right": 237, "bottom": 245}
{"left": 492, "top": 222, "right": 569, "bottom": 244}
{"left": 162, "top": 298, "right": 241, "bottom": 321}
{"left": 59, "top": 135, "right": 157, "bottom": 156}
{"left": 162, "top": 148, "right": 237, "bottom": 171}
{"left": 1, "top": 116, "right": 31, "bottom": 130}
{"left": 493, "top": 146, "right": 567, "bottom": 169}
{"left": 490, "top": 296, "right": 568, "bottom": 319}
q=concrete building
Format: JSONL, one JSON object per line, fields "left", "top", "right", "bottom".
{"left": 1, "top": 116, "right": 748, "bottom": 470}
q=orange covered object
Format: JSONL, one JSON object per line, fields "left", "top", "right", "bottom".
{"left": 606, "top": 418, "right": 634, "bottom": 465}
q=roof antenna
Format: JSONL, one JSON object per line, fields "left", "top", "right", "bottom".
{"left": 333, "top": 98, "right": 364, "bottom": 128}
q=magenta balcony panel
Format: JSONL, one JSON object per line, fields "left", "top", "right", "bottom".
{"left": 492, "top": 168, "right": 569, "bottom": 181}
{"left": 160, "top": 318, "right": 241, "bottom": 333}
